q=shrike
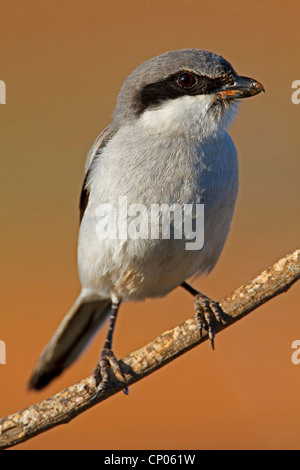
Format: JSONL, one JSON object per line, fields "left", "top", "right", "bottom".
{"left": 29, "top": 49, "right": 264, "bottom": 394}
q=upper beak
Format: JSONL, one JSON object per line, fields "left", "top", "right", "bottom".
{"left": 217, "top": 75, "right": 265, "bottom": 99}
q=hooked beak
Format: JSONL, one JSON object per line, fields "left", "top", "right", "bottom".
{"left": 217, "top": 75, "right": 265, "bottom": 99}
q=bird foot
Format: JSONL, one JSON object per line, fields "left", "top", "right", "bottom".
{"left": 92, "top": 348, "right": 128, "bottom": 400}
{"left": 194, "top": 293, "right": 225, "bottom": 350}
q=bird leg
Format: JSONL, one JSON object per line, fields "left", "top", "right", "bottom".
{"left": 181, "top": 281, "right": 225, "bottom": 350}
{"left": 93, "top": 301, "right": 128, "bottom": 398}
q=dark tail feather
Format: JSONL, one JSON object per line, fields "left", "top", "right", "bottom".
{"left": 29, "top": 295, "right": 112, "bottom": 390}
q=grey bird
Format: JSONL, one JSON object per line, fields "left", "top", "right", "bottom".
{"left": 29, "top": 49, "right": 264, "bottom": 394}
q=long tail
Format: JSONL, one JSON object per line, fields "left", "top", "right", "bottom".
{"left": 29, "top": 295, "right": 112, "bottom": 390}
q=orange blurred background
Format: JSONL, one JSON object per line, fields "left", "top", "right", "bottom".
{"left": 0, "top": 0, "right": 299, "bottom": 450}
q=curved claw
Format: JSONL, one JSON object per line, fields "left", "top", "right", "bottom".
{"left": 194, "top": 293, "right": 225, "bottom": 350}
{"left": 92, "top": 348, "right": 128, "bottom": 399}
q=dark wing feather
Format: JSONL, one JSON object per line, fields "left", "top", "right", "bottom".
{"left": 79, "top": 173, "right": 90, "bottom": 222}
{"left": 79, "top": 125, "right": 116, "bottom": 222}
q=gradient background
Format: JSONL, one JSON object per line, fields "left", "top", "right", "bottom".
{"left": 0, "top": 0, "right": 299, "bottom": 450}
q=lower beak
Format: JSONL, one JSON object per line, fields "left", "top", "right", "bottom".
{"left": 217, "top": 75, "right": 265, "bottom": 99}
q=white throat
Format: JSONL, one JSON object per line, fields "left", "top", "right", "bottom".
{"left": 137, "top": 94, "right": 238, "bottom": 141}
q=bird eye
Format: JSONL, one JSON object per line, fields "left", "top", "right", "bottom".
{"left": 177, "top": 73, "right": 197, "bottom": 88}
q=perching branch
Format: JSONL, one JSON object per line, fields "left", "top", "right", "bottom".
{"left": 0, "top": 248, "right": 299, "bottom": 449}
